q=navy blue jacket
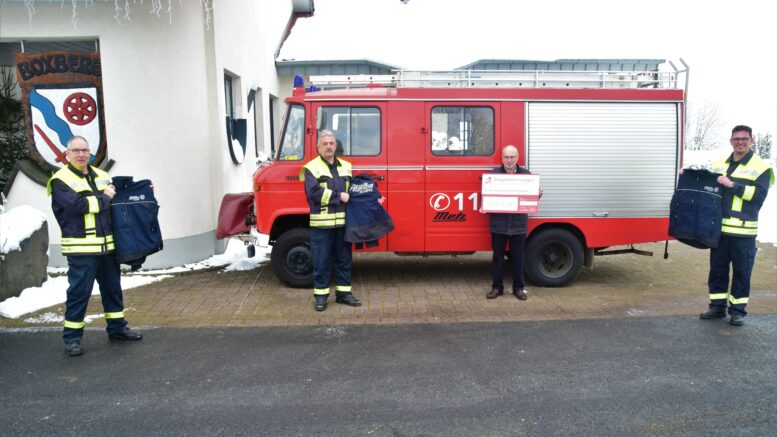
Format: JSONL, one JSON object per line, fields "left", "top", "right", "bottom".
{"left": 345, "top": 174, "right": 394, "bottom": 244}
{"left": 110, "top": 176, "right": 163, "bottom": 270}
{"left": 668, "top": 169, "right": 723, "bottom": 249}
{"left": 50, "top": 164, "right": 113, "bottom": 253}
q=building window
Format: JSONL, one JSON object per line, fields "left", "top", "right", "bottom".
{"left": 316, "top": 106, "right": 380, "bottom": 156}
{"left": 252, "top": 87, "right": 263, "bottom": 158}
{"left": 431, "top": 106, "right": 494, "bottom": 156}
{"left": 224, "top": 75, "right": 234, "bottom": 120}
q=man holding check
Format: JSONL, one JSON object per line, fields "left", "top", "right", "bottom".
{"left": 485, "top": 145, "right": 542, "bottom": 300}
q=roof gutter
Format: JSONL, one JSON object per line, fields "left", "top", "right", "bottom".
{"left": 275, "top": 0, "right": 314, "bottom": 60}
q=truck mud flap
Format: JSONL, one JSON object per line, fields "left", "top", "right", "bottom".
{"left": 216, "top": 192, "right": 253, "bottom": 239}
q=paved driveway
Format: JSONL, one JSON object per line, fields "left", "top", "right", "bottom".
{"left": 1, "top": 242, "right": 775, "bottom": 329}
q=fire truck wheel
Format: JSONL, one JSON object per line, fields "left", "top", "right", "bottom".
{"left": 525, "top": 228, "right": 583, "bottom": 287}
{"left": 271, "top": 228, "right": 313, "bottom": 288}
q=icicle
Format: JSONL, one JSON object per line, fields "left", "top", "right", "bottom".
{"left": 14, "top": 0, "right": 214, "bottom": 28}
{"left": 23, "top": 0, "right": 36, "bottom": 25}
{"left": 201, "top": 0, "right": 213, "bottom": 30}
{"left": 70, "top": 0, "right": 78, "bottom": 31}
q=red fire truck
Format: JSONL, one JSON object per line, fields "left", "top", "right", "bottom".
{"left": 218, "top": 64, "right": 688, "bottom": 288}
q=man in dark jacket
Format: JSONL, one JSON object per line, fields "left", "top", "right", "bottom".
{"left": 701, "top": 125, "right": 774, "bottom": 326}
{"left": 300, "top": 131, "right": 361, "bottom": 312}
{"left": 47, "top": 136, "right": 143, "bottom": 357}
{"left": 486, "top": 145, "right": 542, "bottom": 300}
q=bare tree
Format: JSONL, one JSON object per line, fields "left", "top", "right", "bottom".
{"left": 753, "top": 132, "right": 773, "bottom": 160}
{"left": 685, "top": 100, "right": 722, "bottom": 151}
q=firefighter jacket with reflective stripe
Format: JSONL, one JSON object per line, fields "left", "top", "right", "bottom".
{"left": 301, "top": 156, "right": 352, "bottom": 228}
{"left": 110, "top": 176, "right": 164, "bottom": 270}
{"left": 47, "top": 164, "right": 115, "bottom": 255}
{"left": 710, "top": 150, "right": 775, "bottom": 237}
{"left": 668, "top": 168, "right": 723, "bottom": 249}
{"left": 345, "top": 173, "right": 395, "bottom": 243}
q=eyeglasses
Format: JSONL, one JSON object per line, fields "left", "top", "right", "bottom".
{"left": 731, "top": 137, "right": 751, "bottom": 142}
{"left": 68, "top": 148, "right": 90, "bottom": 154}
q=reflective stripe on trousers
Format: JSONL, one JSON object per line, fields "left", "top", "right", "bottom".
{"left": 310, "top": 227, "right": 352, "bottom": 296}
{"left": 63, "top": 252, "right": 128, "bottom": 343}
{"left": 707, "top": 235, "right": 756, "bottom": 316}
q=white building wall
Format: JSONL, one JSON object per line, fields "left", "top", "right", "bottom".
{"left": 0, "top": 1, "right": 296, "bottom": 268}
{"left": 209, "top": 0, "right": 292, "bottom": 200}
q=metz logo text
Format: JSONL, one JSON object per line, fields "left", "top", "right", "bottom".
{"left": 433, "top": 212, "right": 467, "bottom": 222}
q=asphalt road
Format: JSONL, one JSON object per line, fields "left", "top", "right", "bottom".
{"left": 1, "top": 315, "right": 776, "bottom": 436}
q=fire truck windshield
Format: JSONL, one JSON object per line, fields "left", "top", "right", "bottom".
{"left": 277, "top": 104, "right": 305, "bottom": 161}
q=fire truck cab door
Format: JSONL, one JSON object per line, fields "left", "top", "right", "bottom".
{"left": 424, "top": 102, "right": 499, "bottom": 252}
{"left": 311, "top": 102, "right": 388, "bottom": 252}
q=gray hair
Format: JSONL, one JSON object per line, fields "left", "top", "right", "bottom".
{"left": 66, "top": 135, "right": 89, "bottom": 148}
{"left": 318, "top": 130, "right": 336, "bottom": 143}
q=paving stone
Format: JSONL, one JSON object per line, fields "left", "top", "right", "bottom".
{"left": 2, "top": 242, "right": 775, "bottom": 328}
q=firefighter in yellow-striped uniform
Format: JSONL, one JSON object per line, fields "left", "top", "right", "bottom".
{"left": 48, "top": 136, "right": 143, "bottom": 356}
{"left": 300, "top": 130, "right": 362, "bottom": 311}
{"left": 700, "top": 125, "right": 775, "bottom": 326}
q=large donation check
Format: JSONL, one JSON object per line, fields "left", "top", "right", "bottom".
{"left": 481, "top": 173, "right": 540, "bottom": 213}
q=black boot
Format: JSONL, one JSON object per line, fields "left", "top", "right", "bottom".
{"left": 729, "top": 313, "right": 745, "bottom": 326}
{"left": 109, "top": 327, "right": 143, "bottom": 341}
{"left": 335, "top": 293, "right": 361, "bottom": 307}
{"left": 314, "top": 296, "right": 328, "bottom": 312}
{"left": 65, "top": 341, "right": 83, "bottom": 356}
{"left": 699, "top": 307, "right": 726, "bottom": 320}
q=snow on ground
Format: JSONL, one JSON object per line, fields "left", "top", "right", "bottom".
{"left": 0, "top": 274, "right": 172, "bottom": 319}
{"left": 0, "top": 237, "right": 270, "bottom": 319}
{"left": 138, "top": 238, "right": 270, "bottom": 275}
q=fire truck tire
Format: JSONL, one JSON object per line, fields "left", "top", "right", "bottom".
{"left": 525, "top": 228, "right": 584, "bottom": 287}
{"left": 271, "top": 228, "right": 313, "bottom": 288}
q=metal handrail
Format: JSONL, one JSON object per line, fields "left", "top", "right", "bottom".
{"left": 308, "top": 68, "right": 683, "bottom": 90}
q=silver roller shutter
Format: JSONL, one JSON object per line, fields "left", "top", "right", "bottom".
{"left": 527, "top": 102, "right": 679, "bottom": 218}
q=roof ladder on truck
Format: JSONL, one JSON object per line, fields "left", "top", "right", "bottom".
{"left": 308, "top": 60, "right": 688, "bottom": 91}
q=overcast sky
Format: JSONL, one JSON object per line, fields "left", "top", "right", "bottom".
{"left": 280, "top": 0, "right": 777, "bottom": 150}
